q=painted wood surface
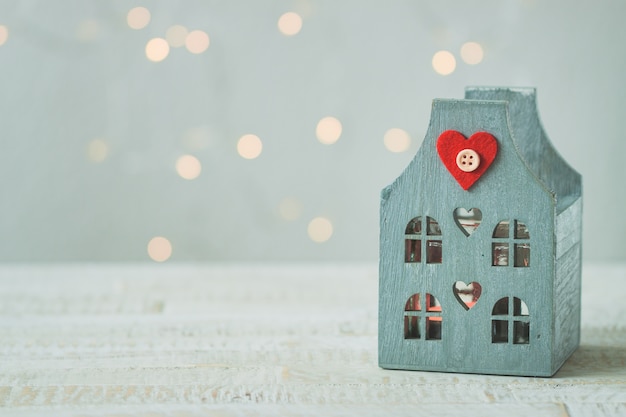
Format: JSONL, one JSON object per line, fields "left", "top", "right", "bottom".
{"left": 464, "top": 87, "right": 582, "bottom": 213}
{"left": 380, "top": 98, "right": 555, "bottom": 375}
{"left": 379, "top": 89, "right": 582, "bottom": 376}
{"left": 0, "top": 263, "right": 624, "bottom": 417}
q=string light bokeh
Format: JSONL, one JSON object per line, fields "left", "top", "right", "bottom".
{"left": 277, "top": 12, "right": 303, "bottom": 36}
{"left": 0, "top": 1, "right": 623, "bottom": 262}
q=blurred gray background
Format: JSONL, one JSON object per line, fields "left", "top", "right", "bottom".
{"left": 0, "top": 0, "right": 624, "bottom": 262}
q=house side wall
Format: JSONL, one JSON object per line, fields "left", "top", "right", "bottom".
{"left": 556, "top": 197, "right": 583, "bottom": 259}
{"left": 552, "top": 197, "right": 583, "bottom": 373}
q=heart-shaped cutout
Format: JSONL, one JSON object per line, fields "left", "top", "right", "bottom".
{"left": 453, "top": 281, "right": 482, "bottom": 310}
{"left": 454, "top": 208, "right": 482, "bottom": 237}
{"left": 436, "top": 130, "right": 498, "bottom": 190}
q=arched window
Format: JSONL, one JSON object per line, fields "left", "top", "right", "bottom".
{"left": 492, "top": 220, "right": 530, "bottom": 267}
{"left": 404, "top": 293, "right": 442, "bottom": 340}
{"left": 491, "top": 297, "right": 530, "bottom": 344}
{"left": 405, "top": 216, "right": 442, "bottom": 264}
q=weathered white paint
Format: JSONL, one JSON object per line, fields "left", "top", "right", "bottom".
{"left": 0, "top": 263, "right": 623, "bottom": 417}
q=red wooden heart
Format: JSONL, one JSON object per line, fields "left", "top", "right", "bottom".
{"left": 436, "top": 130, "right": 498, "bottom": 190}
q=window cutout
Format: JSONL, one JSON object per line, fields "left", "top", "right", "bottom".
{"left": 513, "top": 297, "right": 529, "bottom": 316}
{"left": 404, "top": 293, "right": 442, "bottom": 340}
{"left": 405, "top": 216, "right": 442, "bottom": 264}
{"left": 493, "top": 221, "right": 509, "bottom": 238}
{"left": 514, "top": 321, "right": 530, "bottom": 344}
{"left": 405, "top": 217, "right": 422, "bottom": 263}
{"left": 491, "top": 297, "right": 530, "bottom": 344}
{"left": 453, "top": 281, "right": 482, "bottom": 310}
{"left": 404, "top": 316, "right": 420, "bottom": 339}
{"left": 405, "top": 294, "right": 421, "bottom": 311}
{"left": 492, "top": 297, "right": 509, "bottom": 315}
{"left": 404, "top": 294, "right": 421, "bottom": 339}
{"left": 515, "top": 220, "right": 529, "bottom": 239}
{"left": 514, "top": 243, "right": 530, "bottom": 267}
{"left": 453, "top": 208, "right": 482, "bottom": 236}
{"left": 426, "top": 217, "right": 441, "bottom": 236}
{"left": 426, "top": 240, "right": 442, "bottom": 263}
{"left": 426, "top": 293, "right": 441, "bottom": 312}
{"left": 492, "top": 220, "right": 530, "bottom": 268}
{"left": 492, "top": 320, "right": 508, "bottom": 343}
{"left": 405, "top": 239, "right": 421, "bottom": 263}
{"left": 492, "top": 243, "right": 509, "bottom": 266}
{"left": 405, "top": 217, "right": 422, "bottom": 234}
{"left": 426, "top": 317, "right": 442, "bottom": 340}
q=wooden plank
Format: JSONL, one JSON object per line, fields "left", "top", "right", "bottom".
{"left": 0, "top": 403, "right": 576, "bottom": 417}
{"left": 0, "top": 264, "right": 624, "bottom": 416}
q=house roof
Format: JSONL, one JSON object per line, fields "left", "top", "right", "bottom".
{"left": 465, "top": 87, "right": 581, "bottom": 214}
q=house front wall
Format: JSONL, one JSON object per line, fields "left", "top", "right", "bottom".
{"left": 379, "top": 99, "right": 556, "bottom": 376}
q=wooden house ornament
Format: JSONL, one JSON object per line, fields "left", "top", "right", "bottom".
{"left": 378, "top": 87, "right": 582, "bottom": 377}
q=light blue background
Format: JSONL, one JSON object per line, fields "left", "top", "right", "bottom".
{"left": 0, "top": 0, "right": 623, "bottom": 262}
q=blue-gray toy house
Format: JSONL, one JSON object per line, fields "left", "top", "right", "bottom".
{"left": 378, "top": 87, "right": 582, "bottom": 377}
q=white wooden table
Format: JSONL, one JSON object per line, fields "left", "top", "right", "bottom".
{"left": 0, "top": 263, "right": 624, "bottom": 416}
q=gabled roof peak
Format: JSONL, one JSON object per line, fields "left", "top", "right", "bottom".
{"left": 465, "top": 87, "right": 581, "bottom": 213}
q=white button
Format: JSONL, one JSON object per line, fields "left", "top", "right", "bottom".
{"left": 456, "top": 149, "right": 480, "bottom": 172}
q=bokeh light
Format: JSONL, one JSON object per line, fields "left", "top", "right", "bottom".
{"left": 0, "top": 25, "right": 8, "bottom": 45}
{"left": 278, "top": 197, "right": 303, "bottom": 221}
{"left": 432, "top": 50, "right": 456, "bottom": 75}
{"left": 308, "top": 217, "right": 333, "bottom": 243}
{"left": 166, "top": 25, "right": 189, "bottom": 48}
{"left": 237, "top": 134, "right": 263, "bottom": 159}
{"left": 316, "top": 116, "right": 342, "bottom": 145}
{"left": 460, "top": 42, "right": 484, "bottom": 65}
{"left": 147, "top": 237, "right": 172, "bottom": 262}
{"left": 185, "top": 30, "right": 210, "bottom": 54}
{"left": 176, "top": 155, "right": 202, "bottom": 180}
{"left": 145, "top": 38, "right": 170, "bottom": 62}
{"left": 383, "top": 128, "right": 411, "bottom": 153}
{"left": 87, "top": 139, "right": 109, "bottom": 163}
{"left": 278, "top": 12, "right": 303, "bottom": 36}
{"left": 127, "top": 7, "right": 151, "bottom": 30}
